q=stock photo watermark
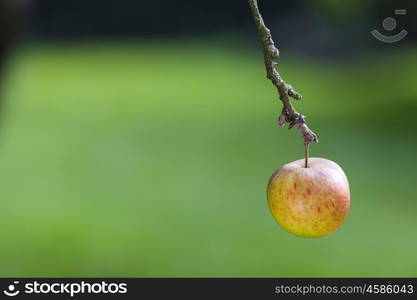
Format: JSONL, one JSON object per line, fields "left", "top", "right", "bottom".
{"left": 371, "top": 9, "right": 408, "bottom": 43}
{"left": 2, "top": 280, "right": 128, "bottom": 297}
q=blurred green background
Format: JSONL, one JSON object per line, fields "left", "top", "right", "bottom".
{"left": 0, "top": 0, "right": 417, "bottom": 277}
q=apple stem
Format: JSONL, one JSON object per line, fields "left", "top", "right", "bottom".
{"left": 304, "top": 143, "right": 309, "bottom": 168}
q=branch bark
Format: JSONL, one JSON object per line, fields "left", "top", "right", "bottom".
{"left": 248, "top": 0, "right": 318, "bottom": 148}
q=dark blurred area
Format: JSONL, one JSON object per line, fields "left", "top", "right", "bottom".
{"left": 2, "top": 1, "right": 417, "bottom": 58}
{"left": 27, "top": 0, "right": 417, "bottom": 56}
{"left": 0, "top": 0, "right": 417, "bottom": 68}
{"left": 0, "top": 0, "right": 27, "bottom": 74}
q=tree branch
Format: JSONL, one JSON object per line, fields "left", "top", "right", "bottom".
{"left": 248, "top": 0, "right": 318, "bottom": 146}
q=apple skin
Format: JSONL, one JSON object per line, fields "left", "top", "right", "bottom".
{"left": 267, "top": 157, "right": 350, "bottom": 238}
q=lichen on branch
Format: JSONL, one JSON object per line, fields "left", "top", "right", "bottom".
{"left": 248, "top": 0, "right": 318, "bottom": 146}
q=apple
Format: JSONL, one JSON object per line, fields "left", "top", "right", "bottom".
{"left": 267, "top": 157, "right": 350, "bottom": 238}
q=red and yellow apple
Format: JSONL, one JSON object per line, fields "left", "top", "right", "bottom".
{"left": 267, "top": 157, "right": 350, "bottom": 238}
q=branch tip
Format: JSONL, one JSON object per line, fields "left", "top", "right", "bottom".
{"left": 248, "top": 0, "right": 318, "bottom": 145}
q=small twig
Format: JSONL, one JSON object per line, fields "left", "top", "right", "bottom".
{"left": 304, "top": 143, "right": 309, "bottom": 168}
{"left": 248, "top": 0, "right": 318, "bottom": 164}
